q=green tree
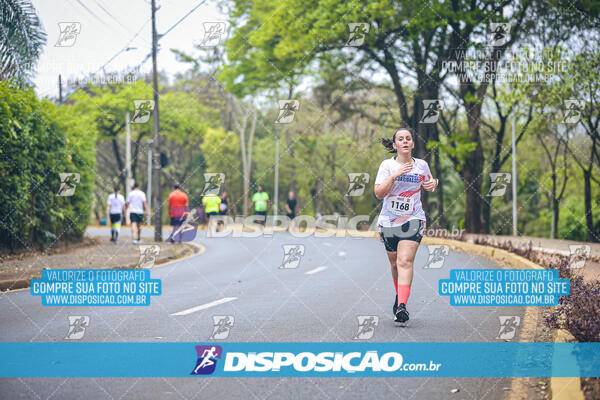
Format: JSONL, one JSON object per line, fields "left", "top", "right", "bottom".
{"left": 0, "top": 81, "right": 96, "bottom": 250}
{"left": 0, "top": 0, "right": 46, "bottom": 83}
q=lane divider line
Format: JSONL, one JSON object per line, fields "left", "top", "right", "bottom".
{"left": 305, "top": 266, "right": 328, "bottom": 275}
{"left": 171, "top": 297, "right": 238, "bottom": 316}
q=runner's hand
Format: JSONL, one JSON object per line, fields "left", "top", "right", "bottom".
{"left": 392, "top": 163, "right": 413, "bottom": 179}
{"left": 422, "top": 174, "right": 438, "bottom": 192}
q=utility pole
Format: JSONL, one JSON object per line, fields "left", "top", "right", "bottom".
{"left": 58, "top": 74, "right": 63, "bottom": 104}
{"left": 512, "top": 114, "right": 518, "bottom": 236}
{"left": 125, "top": 113, "right": 132, "bottom": 200}
{"left": 151, "top": 0, "right": 162, "bottom": 241}
{"left": 273, "top": 131, "right": 280, "bottom": 217}
{"left": 147, "top": 139, "right": 153, "bottom": 226}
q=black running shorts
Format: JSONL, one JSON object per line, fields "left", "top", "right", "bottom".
{"left": 379, "top": 220, "right": 424, "bottom": 252}
{"left": 130, "top": 213, "right": 144, "bottom": 223}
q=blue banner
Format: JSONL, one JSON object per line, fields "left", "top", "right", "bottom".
{"left": 1, "top": 342, "right": 598, "bottom": 377}
{"left": 30, "top": 269, "right": 161, "bottom": 306}
{"left": 439, "top": 269, "right": 570, "bottom": 306}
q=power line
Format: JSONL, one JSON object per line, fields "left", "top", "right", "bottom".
{"left": 73, "top": 0, "right": 112, "bottom": 29}
{"left": 95, "top": 18, "right": 151, "bottom": 74}
{"left": 92, "top": 0, "right": 134, "bottom": 35}
{"left": 138, "top": 0, "right": 209, "bottom": 66}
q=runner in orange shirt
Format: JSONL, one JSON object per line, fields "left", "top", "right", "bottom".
{"left": 167, "top": 184, "right": 189, "bottom": 243}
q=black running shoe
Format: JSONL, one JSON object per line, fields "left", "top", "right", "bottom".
{"left": 394, "top": 303, "right": 409, "bottom": 324}
{"left": 393, "top": 295, "right": 398, "bottom": 316}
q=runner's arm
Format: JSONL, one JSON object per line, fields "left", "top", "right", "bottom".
{"left": 374, "top": 164, "right": 411, "bottom": 199}
{"left": 421, "top": 162, "right": 438, "bottom": 192}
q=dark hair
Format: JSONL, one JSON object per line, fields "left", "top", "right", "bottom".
{"left": 114, "top": 186, "right": 120, "bottom": 192}
{"left": 380, "top": 127, "right": 415, "bottom": 154}
{"left": 133, "top": 182, "right": 139, "bottom": 189}
{"left": 174, "top": 184, "right": 180, "bottom": 190}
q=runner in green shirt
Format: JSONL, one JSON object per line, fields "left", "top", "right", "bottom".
{"left": 251, "top": 186, "right": 270, "bottom": 225}
{"left": 202, "top": 193, "right": 222, "bottom": 223}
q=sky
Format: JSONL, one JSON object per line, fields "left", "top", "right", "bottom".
{"left": 31, "top": 0, "right": 225, "bottom": 99}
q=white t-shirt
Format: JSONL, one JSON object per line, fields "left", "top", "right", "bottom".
{"left": 106, "top": 193, "right": 125, "bottom": 215}
{"left": 127, "top": 189, "right": 147, "bottom": 214}
{"left": 375, "top": 157, "right": 432, "bottom": 227}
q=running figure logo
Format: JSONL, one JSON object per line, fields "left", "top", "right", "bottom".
{"left": 275, "top": 100, "right": 299, "bottom": 124}
{"left": 487, "top": 173, "right": 511, "bottom": 196}
{"left": 191, "top": 345, "right": 222, "bottom": 375}
{"left": 346, "top": 173, "right": 370, "bottom": 196}
{"left": 568, "top": 245, "right": 590, "bottom": 269}
{"left": 489, "top": 23, "right": 511, "bottom": 47}
{"left": 353, "top": 316, "right": 379, "bottom": 340}
{"left": 202, "top": 173, "right": 225, "bottom": 196}
{"left": 563, "top": 100, "right": 584, "bottom": 124}
{"left": 280, "top": 244, "right": 305, "bottom": 269}
{"left": 345, "top": 23, "right": 370, "bottom": 46}
{"left": 420, "top": 100, "right": 444, "bottom": 124}
{"left": 55, "top": 22, "right": 81, "bottom": 47}
{"left": 209, "top": 316, "right": 234, "bottom": 340}
{"left": 496, "top": 316, "right": 520, "bottom": 340}
{"left": 138, "top": 245, "right": 161, "bottom": 268}
{"left": 131, "top": 100, "right": 154, "bottom": 124}
{"left": 65, "top": 316, "right": 89, "bottom": 340}
{"left": 172, "top": 208, "right": 201, "bottom": 242}
{"left": 200, "top": 22, "right": 227, "bottom": 47}
{"left": 57, "top": 173, "right": 80, "bottom": 196}
{"left": 424, "top": 245, "right": 449, "bottom": 269}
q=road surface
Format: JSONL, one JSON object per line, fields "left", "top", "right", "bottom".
{"left": 0, "top": 229, "right": 525, "bottom": 399}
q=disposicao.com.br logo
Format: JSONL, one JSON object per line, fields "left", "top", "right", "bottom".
{"left": 190, "top": 345, "right": 441, "bottom": 375}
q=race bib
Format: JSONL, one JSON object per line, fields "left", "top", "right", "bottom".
{"left": 387, "top": 195, "right": 414, "bottom": 216}
{"left": 257, "top": 200, "right": 266, "bottom": 208}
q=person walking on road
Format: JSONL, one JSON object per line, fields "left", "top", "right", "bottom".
{"left": 219, "top": 191, "right": 229, "bottom": 216}
{"left": 106, "top": 186, "right": 125, "bottom": 243}
{"left": 374, "top": 127, "right": 438, "bottom": 324}
{"left": 285, "top": 191, "right": 297, "bottom": 220}
{"left": 285, "top": 191, "right": 297, "bottom": 230}
{"left": 202, "top": 192, "right": 221, "bottom": 227}
{"left": 167, "top": 184, "right": 189, "bottom": 243}
{"left": 251, "top": 185, "right": 269, "bottom": 225}
{"left": 125, "top": 182, "right": 149, "bottom": 244}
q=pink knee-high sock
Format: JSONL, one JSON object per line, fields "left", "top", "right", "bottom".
{"left": 393, "top": 279, "right": 398, "bottom": 295}
{"left": 397, "top": 285, "right": 411, "bottom": 305}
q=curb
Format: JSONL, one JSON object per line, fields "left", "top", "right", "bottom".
{"left": 0, "top": 242, "right": 205, "bottom": 293}
{"left": 423, "top": 237, "right": 583, "bottom": 400}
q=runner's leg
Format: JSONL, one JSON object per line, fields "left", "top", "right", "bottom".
{"left": 396, "top": 240, "right": 419, "bottom": 305}
{"left": 386, "top": 251, "right": 398, "bottom": 294}
{"left": 113, "top": 215, "right": 121, "bottom": 242}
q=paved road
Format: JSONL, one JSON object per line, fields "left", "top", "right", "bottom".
{"left": 0, "top": 229, "right": 524, "bottom": 399}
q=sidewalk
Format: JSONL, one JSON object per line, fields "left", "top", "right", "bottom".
{"left": 463, "top": 234, "right": 600, "bottom": 282}
{"left": 463, "top": 234, "right": 600, "bottom": 257}
{"left": 0, "top": 236, "right": 198, "bottom": 291}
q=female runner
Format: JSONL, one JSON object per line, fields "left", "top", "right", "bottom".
{"left": 374, "top": 127, "right": 438, "bottom": 324}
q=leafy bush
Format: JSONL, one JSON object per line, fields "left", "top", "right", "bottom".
{"left": 0, "top": 81, "right": 96, "bottom": 250}
{"left": 469, "top": 237, "right": 600, "bottom": 342}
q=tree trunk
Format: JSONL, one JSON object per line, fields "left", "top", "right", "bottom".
{"left": 552, "top": 197, "right": 559, "bottom": 239}
{"left": 583, "top": 169, "right": 597, "bottom": 242}
{"left": 111, "top": 138, "right": 126, "bottom": 191}
{"left": 460, "top": 96, "right": 485, "bottom": 233}
{"left": 434, "top": 147, "right": 444, "bottom": 227}
{"left": 462, "top": 141, "right": 484, "bottom": 233}
{"left": 285, "top": 130, "right": 296, "bottom": 192}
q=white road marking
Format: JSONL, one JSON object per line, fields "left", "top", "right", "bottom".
{"left": 305, "top": 266, "right": 328, "bottom": 275}
{"left": 338, "top": 251, "right": 346, "bottom": 257}
{"left": 171, "top": 297, "right": 238, "bottom": 316}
